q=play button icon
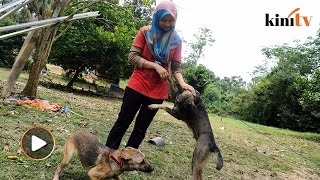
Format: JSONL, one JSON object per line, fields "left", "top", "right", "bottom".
{"left": 31, "top": 135, "right": 47, "bottom": 152}
{"left": 20, "top": 125, "right": 55, "bottom": 160}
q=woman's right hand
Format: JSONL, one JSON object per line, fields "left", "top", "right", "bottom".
{"left": 154, "top": 63, "right": 169, "bottom": 79}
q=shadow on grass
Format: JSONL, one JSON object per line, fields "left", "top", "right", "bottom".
{"left": 39, "top": 81, "right": 123, "bottom": 99}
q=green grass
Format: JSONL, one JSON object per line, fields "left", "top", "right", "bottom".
{"left": 1, "top": 67, "right": 320, "bottom": 180}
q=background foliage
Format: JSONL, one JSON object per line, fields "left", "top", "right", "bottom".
{"left": 181, "top": 29, "right": 319, "bottom": 133}
{"left": 49, "top": 1, "right": 150, "bottom": 87}
{"left": 0, "top": 18, "right": 24, "bottom": 68}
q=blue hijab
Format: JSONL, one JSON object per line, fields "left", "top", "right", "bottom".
{"left": 144, "top": 1, "right": 181, "bottom": 64}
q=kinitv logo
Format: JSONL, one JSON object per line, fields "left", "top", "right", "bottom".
{"left": 265, "top": 8, "right": 312, "bottom": 26}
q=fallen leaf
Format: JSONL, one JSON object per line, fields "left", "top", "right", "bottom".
{"left": 256, "top": 147, "right": 267, "bottom": 154}
{"left": 7, "top": 155, "right": 18, "bottom": 160}
{"left": 5, "top": 111, "right": 15, "bottom": 116}
{"left": 3, "top": 143, "right": 9, "bottom": 151}
{"left": 46, "top": 162, "right": 51, "bottom": 168}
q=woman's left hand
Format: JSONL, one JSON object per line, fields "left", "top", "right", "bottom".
{"left": 180, "top": 83, "right": 196, "bottom": 96}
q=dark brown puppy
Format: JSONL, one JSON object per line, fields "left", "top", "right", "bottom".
{"left": 53, "top": 130, "right": 153, "bottom": 180}
{"left": 149, "top": 90, "right": 223, "bottom": 180}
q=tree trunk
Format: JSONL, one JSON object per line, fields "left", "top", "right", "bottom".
{"left": 21, "top": 27, "right": 58, "bottom": 96}
{"left": 67, "top": 65, "right": 85, "bottom": 88}
{"left": 21, "top": 0, "right": 68, "bottom": 96}
{"left": 1, "top": 30, "right": 37, "bottom": 98}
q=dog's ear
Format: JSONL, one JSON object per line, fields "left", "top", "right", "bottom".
{"left": 121, "top": 147, "right": 144, "bottom": 163}
{"left": 194, "top": 90, "right": 201, "bottom": 105}
{"left": 195, "top": 90, "right": 200, "bottom": 96}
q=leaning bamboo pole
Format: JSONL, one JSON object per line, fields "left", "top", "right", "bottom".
{"left": 0, "top": 11, "right": 100, "bottom": 32}
{"left": 0, "top": 11, "right": 100, "bottom": 40}
{"left": 0, "top": 0, "right": 26, "bottom": 13}
{"left": 0, "top": 23, "right": 54, "bottom": 40}
{"left": 0, "top": 0, "right": 34, "bottom": 20}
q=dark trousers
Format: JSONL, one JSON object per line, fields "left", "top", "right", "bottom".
{"left": 106, "top": 87, "right": 163, "bottom": 149}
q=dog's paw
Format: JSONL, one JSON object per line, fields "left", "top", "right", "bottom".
{"left": 148, "top": 104, "right": 162, "bottom": 110}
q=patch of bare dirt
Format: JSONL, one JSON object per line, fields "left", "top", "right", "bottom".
{"left": 278, "top": 168, "right": 320, "bottom": 180}
{"left": 222, "top": 162, "right": 319, "bottom": 180}
{"left": 47, "top": 64, "right": 64, "bottom": 75}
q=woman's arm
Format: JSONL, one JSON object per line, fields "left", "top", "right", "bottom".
{"left": 128, "top": 46, "right": 169, "bottom": 79}
{"left": 171, "top": 61, "right": 195, "bottom": 95}
{"left": 173, "top": 71, "right": 195, "bottom": 95}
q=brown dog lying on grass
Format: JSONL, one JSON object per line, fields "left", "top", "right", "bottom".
{"left": 53, "top": 130, "right": 153, "bottom": 180}
{"left": 149, "top": 90, "right": 223, "bottom": 180}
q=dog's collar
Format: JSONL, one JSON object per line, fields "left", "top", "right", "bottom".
{"left": 110, "top": 155, "right": 122, "bottom": 166}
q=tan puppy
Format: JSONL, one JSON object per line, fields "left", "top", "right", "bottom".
{"left": 53, "top": 130, "right": 153, "bottom": 180}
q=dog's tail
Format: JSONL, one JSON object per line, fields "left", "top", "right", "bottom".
{"left": 215, "top": 150, "right": 223, "bottom": 170}
{"left": 212, "top": 147, "right": 223, "bottom": 170}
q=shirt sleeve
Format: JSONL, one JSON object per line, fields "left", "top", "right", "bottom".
{"left": 128, "top": 46, "right": 146, "bottom": 69}
{"left": 171, "top": 42, "right": 182, "bottom": 62}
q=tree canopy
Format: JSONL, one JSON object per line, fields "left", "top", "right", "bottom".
{"left": 0, "top": 18, "right": 24, "bottom": 68}
{"left": 49, "top": 1, "right": 151, "bottom": 87}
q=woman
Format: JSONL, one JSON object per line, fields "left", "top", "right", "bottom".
{"left": 106, "top": 0, "right": 195, "bottom": 149}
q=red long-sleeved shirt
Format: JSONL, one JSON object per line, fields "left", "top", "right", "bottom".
{"left": 127, "top": 29, "right": 182, "bottom": 99}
